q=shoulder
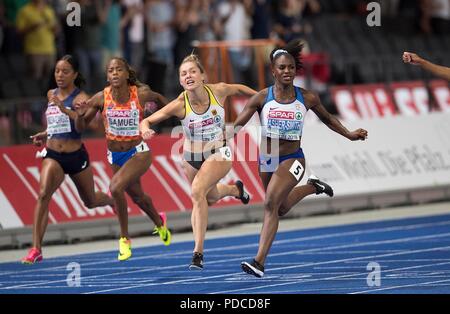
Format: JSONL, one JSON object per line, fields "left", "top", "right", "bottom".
{"left": 206, "top": 82, "right": 227, "bottom": 96}
{"left": 137, "top": 84, "right": 157, "bottom": 99}
{"left": 300, "top": 88, "right": 319, "bottom": 108}
{"left": 88, "top": 91, "right": 105, "bottom": 107}
{"left": 249, "top": 88, "right": 268, "bottom": 108}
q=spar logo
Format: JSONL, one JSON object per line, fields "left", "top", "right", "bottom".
{"left": 268, "top": 110, "right": 302, "bottom": 120}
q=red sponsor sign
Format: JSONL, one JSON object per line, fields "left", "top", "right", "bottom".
{"left": 331, "top": 84, "right": 397, "bottom": 120}
{"left": 390, "top": 81, "right": 430, "bottom": 115}
{"left": 429, "top": 80, "right": 450, "bottom": 113}
{"left": 0, "top": 135, "right": 265, "bottom": 228}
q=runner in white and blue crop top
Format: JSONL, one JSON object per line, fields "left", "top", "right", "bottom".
{"left": 233, "top": 39, "right": 369, "bottom": 278}
{"left": 22, "top": 55, "right": 114, "bottom": 265}
{"left": 140, "top": 54, "right": 257, "bottom": 269}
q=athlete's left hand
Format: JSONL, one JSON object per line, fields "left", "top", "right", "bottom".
{"left": 49, "top": 95, "right": 67, "bottom": 114}
{"left": 348, "top": 128, "right": 368, "bottom": 141}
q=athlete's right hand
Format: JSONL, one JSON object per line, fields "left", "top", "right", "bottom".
{"left": 141, "top": 128, "right": 156, "bottom": 140}
{"left": 403, "top": 52, "right": 422, "bottom": 66}
{"left": 30, "top": 132, "right": 47, "bottom": 147}
{"left": 140, "top": 121, "right": 156, "bottom": 140}
{"left": 74, "top": 101, "right": 88, "bottom": 116}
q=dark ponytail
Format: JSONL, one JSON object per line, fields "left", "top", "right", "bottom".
{"left": 60, "top": 54, "right": 86, "bottom": 88}
{"left": 270, "top": 39, "right": 304, "bottom": 72}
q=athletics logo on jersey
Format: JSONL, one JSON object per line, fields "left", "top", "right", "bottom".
{"left": 295, "top": 112, "right": 303, "bottom": 120}
{"left": 211, "top": 109, "right": 217, "bottom": 116}
{"left": 213, "top": 115, "right": 221, "bottom": 123}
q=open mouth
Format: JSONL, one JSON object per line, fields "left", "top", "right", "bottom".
{"left": 186, "top": 79, "right": 195, "bottom": 86}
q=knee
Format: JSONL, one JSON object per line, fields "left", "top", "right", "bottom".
{"left": 109, "top": 181, "right": 124, "bottom": 198}
{"left": 264, "top": 196, "right": 281, "bottom": 214}
{"left": 191, "top": 184, "right": 207, "bottom": 203}
{"left": 37, "top": 189, "right": 53, "bottom": 203}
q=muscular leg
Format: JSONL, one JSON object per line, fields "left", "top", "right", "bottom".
{"left": 126, "top": 179, "right": 162, "bottom": 227}
{"left": 33, "top": 159, "right": 65, "bottom": 249}
{"left": 190, "top": 157, "right": 232, "bottom": 254}
{"left": 109, "top": 151, "right": 153, "bottom": 238}
{"left": 255, "top": 159, "right": 304, "bottom": 266}
{"left": 70, "top": 166, "right": 114, "bottom": 208}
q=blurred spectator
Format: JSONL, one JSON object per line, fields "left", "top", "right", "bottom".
{"left": 71, "top": 0, "right": 107, "bottom": 93}
{"left": 273, "top": 0, "right": 319, "bottom": 43}
{"left": 249, "top": 0, "right": 273, "bottom": 39}
{"left": 49, "top": 0, "right": 70, "bottom": 57}
{"left": 216, "top": 0, "right": 253, "bottom": 83}
{"left": 122, "top": 0, "right": 145, "bottom": 78}
{"left": 174, "top": 0, "right": 208, "bottom": 66}
{"left": 16, "top": 0, "right": 58, "bottom": 81}
{"left": 101, "top": 0, "right": 122, "bottom": 69}
{"left": 420, "top": 0, "right": 450, "bottom": 34}
{"left": 3, "top": 0, "right": 29, "bottom": 54}
{"left": 145, "top": 0, "right": 175, "bottom": 67}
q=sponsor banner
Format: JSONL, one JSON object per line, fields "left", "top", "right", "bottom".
{"left": 0, "top": 135, "right": 265, "bottom": 229}
{"left": 301, "top": 112, "right": 450, "bottom": 196}
{"left": 331, "top": 81, "right": 450, "bottom": 120}
{"left": 390, "top": 81, "right": 431, "bottom": 116}
{"left": 430, "top": 80, "right": 450, "bottom": 113}
{"left": 331, "top": 84, "right": 398, "bottom": 121}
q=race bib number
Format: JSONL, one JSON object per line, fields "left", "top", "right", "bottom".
{"left": 289, "top": 160, "right": 304, "bottom": 181}
{"left": 219, "top": 146, "right": 232, "bottom": 161}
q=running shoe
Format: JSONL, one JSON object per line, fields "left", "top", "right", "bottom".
{"left": 189, "top": 252, "right": 204, "bottom": 270}
{"left": 307, "top": 175, "right": 334, "bottom": 197}
{"left": 241, "top": 259, "right": 265, "bottom": 278}
{"left": 21, "top": 247, "right": 43, "bottom": 264}
{"left": 118, "top": 237, "right": 132, "bottom": 261}
{"left": 153, "top": 212, "right": 171, "bottom": 246}
{"left": 235, "top": 180, "right": 250, "bottom": 204}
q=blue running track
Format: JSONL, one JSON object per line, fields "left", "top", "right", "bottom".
{"left": 1, "top": 214, "right": 450, "bottom": 294}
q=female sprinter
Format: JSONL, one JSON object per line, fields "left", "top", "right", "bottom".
{"left": 140, "top": 54, "right": 256, "bottom": 270}
{"left": 75, "top": 57, "right": 171, "bottom": 261}
{"left": 234, "top": 40, "right": 368, "bottom": 277}
{"left": 22, "top": 55, "right": 115, "bottom": 264}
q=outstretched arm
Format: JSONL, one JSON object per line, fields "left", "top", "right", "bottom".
{"left": 140, "top": 95, "right": 185, "bottom": 140}
{"left": 307, "top": 90, "right": 368, "bottom": 141}
{"left": 227, "top": 90, "right": 266, "bottom": 140}
{"left": 74, "top": 92, "right": 103, "bottom": 132}
{"left": 403, "top": 51, "right": 450, "bottom": 81}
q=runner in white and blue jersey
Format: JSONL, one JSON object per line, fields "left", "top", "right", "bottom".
{"left": 233, "top": 39, "right": 369, "bottom": 278}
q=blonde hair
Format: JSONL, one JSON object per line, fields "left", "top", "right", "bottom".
{"left": 180, "top": 54, "right": 205, "bottom": 74}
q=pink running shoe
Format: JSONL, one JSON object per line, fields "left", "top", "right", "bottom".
{"left": 21, "top": 247, "right": 43, "bottom": 264}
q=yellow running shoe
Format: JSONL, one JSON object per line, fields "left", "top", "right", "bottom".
{"left": 153, "top": 212, "right": 171, "bottom": 246}
{"left": 118, "top": 237, "right": 132, "bottom": 261}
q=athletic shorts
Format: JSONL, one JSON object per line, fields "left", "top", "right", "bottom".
{"left": 42, "top": 145, "right": 90, "bottom": 175}
{"left": 184, "top": 145, "right": 232, "bottom": 170}
{"left": 107, "top": 141, "right": 150, "bottom": 167}
{"left": 258, "top": 148, "right": 305, "bottom": 174}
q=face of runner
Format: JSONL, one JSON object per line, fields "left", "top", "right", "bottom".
{"left": 54, "top": 60, "right": 77, "bottom": 89}
{"left": 107, "top": 59, "right": 129, "bottom": 88}
{"left": 272, "top": 54, "right": 296, "bottom": 86}
{"left": 179, "top": 61, "right": 205, "bottom": 92}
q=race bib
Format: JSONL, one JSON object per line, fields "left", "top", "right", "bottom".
{"left": 106, "top": 108, "right": 140, "bottom": 137}
{"left": 46, "top": 105, "right": 71, "bottom": 135}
